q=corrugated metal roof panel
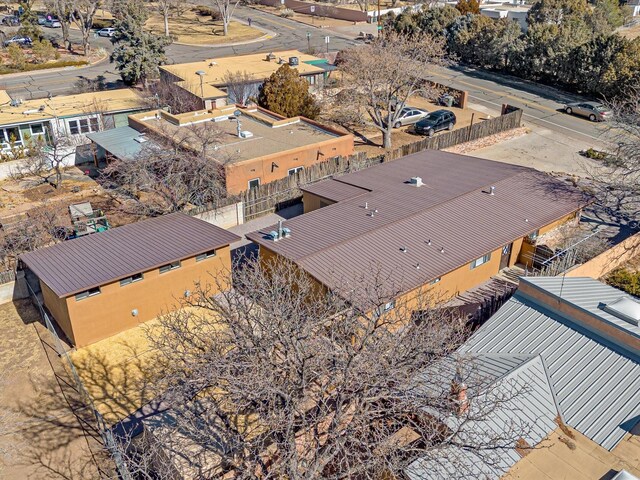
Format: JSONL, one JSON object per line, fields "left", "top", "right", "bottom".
{"left": 300, "top": 179, "right": 370, "bottom": 203}
{"left": 460, "top": 278, "right": 640, "bottom": 451}
{"left": 20, "top": 213, "right": 241, "bottom": 297}
{"left": 86, "top": 126, "right": 144, "bottom": 160}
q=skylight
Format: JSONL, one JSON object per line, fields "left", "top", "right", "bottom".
{"left": 602, "top": 297, "right": 640, "bottom": 326}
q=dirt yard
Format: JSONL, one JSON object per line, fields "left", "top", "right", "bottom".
{"left": 0, "top": 300, "right": 103, "bottom": 479}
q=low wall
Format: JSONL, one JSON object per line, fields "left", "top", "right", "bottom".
{"left": 194, "top": 202, "right": 244, "bottom": 229}
{"left": 0, "top": 271, "right": 30, "bottom": 305}
{"left": 564, "top": 232, "right": 640, "bottom": 279}
{"left": 0, "top": 144, "right": 93, "bottom": 181}
{"left": 260, "top": 0, "right": 368, "bottom": 22}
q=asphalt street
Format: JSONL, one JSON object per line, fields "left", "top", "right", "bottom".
{"left": 0, "top": 7, "right": 605, "bottom": 145}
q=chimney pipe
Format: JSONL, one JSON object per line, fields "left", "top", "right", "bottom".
{"left": 278, "top": 220, "right": 283, "bottom": 240}
{"left": 490, "top": 185, "right": 495, "bottom": 195}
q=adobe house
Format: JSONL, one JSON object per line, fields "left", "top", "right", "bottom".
{"left": 19, "top": 213, "right": 240, "bottom": 347}
{"left": 110, "top": 105, "right": 353, "bottom": 195}
{"left": 246, "top": 151, "right": 588, "bottom": 313}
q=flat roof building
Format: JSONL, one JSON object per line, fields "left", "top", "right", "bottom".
{"left": 20, "top": 213, "right": 240, "bottom": 346}
{"left": 247, "top": 151, "right": 587, "bottom": 310}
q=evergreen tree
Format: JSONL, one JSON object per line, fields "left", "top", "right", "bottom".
{"left": 258, "top": 64, "right": 320, "bottom": 119}
{"left": 110, "top": 0, "right": 170, "bottom": 87}
{"left": 17, "top": 1, "right": 42, "bottom": 40}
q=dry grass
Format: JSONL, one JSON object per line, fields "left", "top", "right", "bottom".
{"left": 617, "top": 22, "right": 640, "bottom": 40}
{"left": 145, "top": 12, "right": 263, "bottom": 45}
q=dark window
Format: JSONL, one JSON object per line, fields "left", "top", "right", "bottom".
{"left": 470, "top": 253, "right": 491, "bottom": 269}
{"left": 288, "top": 166, "right": 303, "bottom": 176}
{"left": 196, "top": 250, "right": 216, "bottom": 262}
{"left": 30, "top": 123, "right": 44, "bottom": 135}
{"left": 429, "top": 277, "right": 441, "bottom": 285}
{"left": 75, "top": 286, "right": 101, "bottom": 301}
{"left": 120, "top": 273, "right": 144, "bottom": 286}
{"left": 159, "top": 260, "right": 181, "bottom": 273}
{"left": 248, "top": 178, "right": 260, "bottom": 190}
{"left": 69, "top": 117, "right": 99, "bottom": 135}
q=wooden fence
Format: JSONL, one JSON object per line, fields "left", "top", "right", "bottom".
{"left": 187, "top": 108, "right": 523, "bottom": 222}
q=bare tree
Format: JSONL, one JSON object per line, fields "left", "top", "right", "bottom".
{"left": 45, "top": 0, "right": 74, "bottom": 50}
{"left": 146, "top": 80, "right": 203, "bottom": 114}
{"left": 12, "top": 135, "right": 77, "bottom": 189}
{"left": 222, "top": 70, "right": 254, "bottom": 106}
{"left": 100, "top": 125, "right": 228, "bottom": 215}
{"left": 70, "top": 0, "right": 102, "bottom": 55}
{"left": 338, "top": 32, "right": 446, "bottom": 149}
{"left": 157, "top": 0, "right": 177, "bottom": 36}
{"left": 129, "top": 258, "right": 537, "bottom": 479}
{"left": 585, "top": 87, "right": 640, "bottom": 230}
{"left": 209, "top": 0, "right": 239, "bottom": 36}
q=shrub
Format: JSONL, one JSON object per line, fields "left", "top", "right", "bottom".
{"left": 92, "top": 18, "right": 114, "bottom": 29}
{"left": 7, "top": 43, "right": 26, "bottom": 70}
{"left": 193, "top": 5, "right": 214, "bottom": 16}
{"left": 606, "top": 268, "right": 640, "bottom": 296}
{"left": 583, "top": 147, "right": 607, "bottom": 160}
{"left": 32, "top": 39, "right": 59, "bottom": 63}
{"left": 280, "top": 8, "right": 294, "bottom": 17}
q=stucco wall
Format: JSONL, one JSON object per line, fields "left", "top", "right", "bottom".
{"left": 194, "top": 202, "right": 245, "bottom": 229}
{"left": 565, "top": 232, "right": 640, "bottom": 279}
{"left": 224, "top": 134, "right": 354, "bottom": 195}
{"left": 43, "top": 247, "right": 233, "bottom": 347}
{"left": 302, "top": 191, "right": 337, "bottom": 214}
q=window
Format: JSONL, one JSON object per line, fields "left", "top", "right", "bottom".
{"left": 75, "top": 286, "right": 101, "bottom": 301}
{"left": 0, "top": 127, "right": 22, "bottom": 149}
{"left": 159, "top": 260, "right": 181, "bottom": 273}
{"left": 288, "top": 166, "right": 303, "bottom": 176}
{"left": 383, "top": 300, "right": 395, "bottom": 312}
{"left": 429, "top": 277, "right": 441, "bottom": 285}
{"left": 248, "top": 178, "right": 260, "bottom": 190}
{"left": 527, "top": 229, "right": 540, "bottom": 242}
{"left": 68, "top": 117, "right": 99, "bottom": 135}
{"left": 196, "top": 250, "right": 216, "bottom": 262}
{"left": 120, "top": 273, "right": 144, "bottom": 286}
{"left": 470, "top": 253, "right": 491, "bottom": 269}
{"left": 30, "top": 123, "right": 44, "bottom": 135}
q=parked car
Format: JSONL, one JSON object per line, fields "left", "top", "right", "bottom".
{"left": 37, "top": 14, "right": 47, "bottom": 25}
{"left": 97, "top": 27, "right": 116, "bottom": 37}
{"left": 563, "top": 102, "right": 612, "bottom": 122}
{"left": 44, "top": 18, "right": 62, "bottom": 28}
{"left": 391, "top": 107, "right": 429, "bottom": 128}
{"left": 414, "top": 109, "right": 457, "bottom": 137}
{"left": 1, "top": 15, "right": 20, "bottom": 26}
{"left": 4, "top": 35, "right": 32, "bottom": 47}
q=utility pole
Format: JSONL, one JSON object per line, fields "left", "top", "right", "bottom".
{"left": 377, "top": 0, "right": 381, "bottom": 37}
{"left": 307, "top": 32, "right": 311, "bottom": 53}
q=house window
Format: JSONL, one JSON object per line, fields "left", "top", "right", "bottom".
{"left": 68, "top": 117, "right": 99, "bottom": 135}
{"left": 527, "top": 229, "right": 540, "bottom": 243}
{"left": 470, "top": 253, "right": 491, "bottom": 269}
{"left": 196, "top": 250, "right": 216, "bottom": 262}
{"left": 383, "top": 300, "right": 395, "bottom": 312}
{"left": 30, "top": 123, "right": 45, "bottom": 135}
{"left": 159, "top": 260, "right": 181, "bottom": 273}
{"left": 120, "top": 273, "right": 144, "bottom": 286}
{"left": 0, "top": 127, "right": 22, "bottom": 149}
{"left": 288, "top": 166, "right": 303, "bottom": 176}
{"left": 75, "top": 286, "right": 101, "bottom": 301}
{"left": 248, "top": 178, "right": 260, "bottom": 190}
{"left": 429, "top": 277, "right": 441, "bottom": 285}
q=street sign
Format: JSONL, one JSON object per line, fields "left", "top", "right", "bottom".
{"left": 310, "top": 5, "right": 315, "bottom": 12}
{"left": 325, "top": 36, "right": 330, "bottom": 43}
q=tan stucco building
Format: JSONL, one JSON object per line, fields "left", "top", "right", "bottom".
{"left": 246, "top": 151, "right": 587, "bottom": 313}
{"left": 20, "top": 213, "right": 240, "bottom": 347}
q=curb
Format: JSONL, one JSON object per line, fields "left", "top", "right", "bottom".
{"left": 172, "top": 30, "right": 276, "bottom": 48}
{"left": 0, "top": 53, "right": 110, "bottom": 79}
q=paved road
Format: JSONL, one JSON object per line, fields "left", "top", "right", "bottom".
{"left": 0, "top": 6, "right": 359, "bottom": 100}
{"left": 427, "top": 66, "right": 607, "bottom": 144}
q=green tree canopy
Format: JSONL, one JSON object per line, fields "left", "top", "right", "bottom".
{"left": 258, "top": 64, "right": 320, "bottom": 119}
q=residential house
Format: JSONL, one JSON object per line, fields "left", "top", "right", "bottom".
{"left": 407, "top": 276, "right": 640, "bottom": 479}
{"left": 480, "top": 2, "right": 531, "bottom": 31}
{"left": 19, "top": 213, "right": 240, "bottom": 347}
{"left": 246, "top": 151, "right": 587, "bottom": 312}
{"left": 0, "top": 88, "right": 147, "bottom": 158}
{"left": 159, "top": 50, "right": 335, "bottom": 108}
{"left": 88, "top": 104, "right": 354, "bottom": 195}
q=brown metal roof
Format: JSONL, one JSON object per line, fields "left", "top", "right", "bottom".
{"left": 20, "top": 213, "right": 240, "bottom": 298}
{"left": 247, "top": 150, "right": 588, "bottom": 303}
{"left": 301, "top": 180, "right": 370, "bottom": 203}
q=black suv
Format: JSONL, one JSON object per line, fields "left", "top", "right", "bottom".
{"left": 414, "top": 110, "right": 457, "bottom": 137}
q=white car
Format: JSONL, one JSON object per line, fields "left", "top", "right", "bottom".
{"left": 97, "top": 28, "right": 116, "bottom": 37}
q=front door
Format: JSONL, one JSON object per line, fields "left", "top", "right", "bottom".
{"left": 500, "top": 243, "right": 512, "bottom": 270}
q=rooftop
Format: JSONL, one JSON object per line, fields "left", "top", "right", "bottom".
{"left": 0, "top": 89, "right": 147, "bottom": 126}
{"left": 247, "top": 151, "right": 587, "bottom": 303}
{"left": 159, "top": 50, "right": 327, "bottom": 88}
{"left": 128, "top": 106, "right": 346, "bottom": 165}
{"left": 460, "top": 276, "right": 640, "bottom": 451}
{"left": 20, "top": 213, "right": 240, "bottom": 298}
{"left": 86, "top": 126, "right": 147, "bottom": 160}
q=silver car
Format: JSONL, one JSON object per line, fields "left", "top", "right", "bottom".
{"left": 392, "top": 107, "right": 429, "bottom": 128}
{"left": 564, "top": 101, "right": 612, "bottom": 122}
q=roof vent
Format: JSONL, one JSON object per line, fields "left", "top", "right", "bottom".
{"left": 489, "top": 185, "right": 495, "bottom": 195}
{"left": 240, "top": 131, "right": 253, "bottom": 139}
{"left": 409, "top": 176, "right": 424, "bottom": 187}
{"left": 602, "top": 297, "right": 640, "bottom": 326}
{"left": 289, "top": 56, "right": 299, "bottom": 66}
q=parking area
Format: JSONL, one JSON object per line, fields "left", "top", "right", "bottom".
{"left": 0, "top": 299, "right": 101, "bottom": 479}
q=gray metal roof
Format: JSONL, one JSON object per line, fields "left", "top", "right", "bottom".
{"left": 407, "top": 354, "right": 559, "bottom": 480}
{"left": 460, "top": 277, "right": 640, "bottom": 451}
{"left": 20, "top": 213, "right": 240, "bottom": 297}
{"left": 248, "top": 151, "right": 587, "bottom": 304}
{"left": 86, "top": 126, "right": 146, "bottom": 160}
